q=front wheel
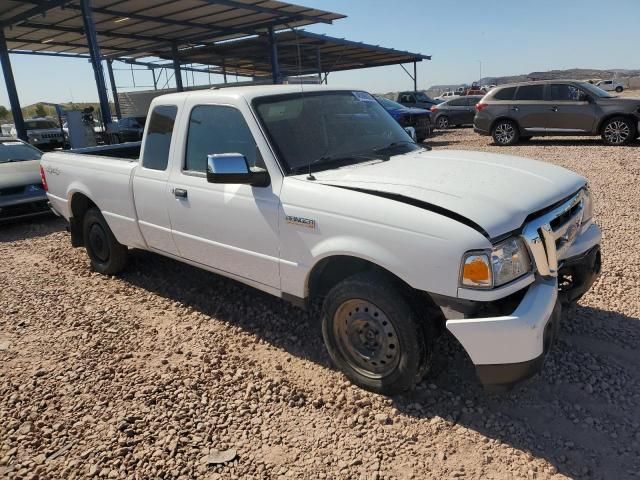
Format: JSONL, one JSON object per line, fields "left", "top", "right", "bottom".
{"left": 601, "top": 117, "right": 636, "bottom": 146}
{"left": 492, "top": 119, "right": 520, "bottom": 145}
{"left": 82, "top": 208, "right": 128, "bottom": 274}
{"left": 615, "top": 86, "right": 623, "bottom": 93}
{"left": 436, "top": 115, "right": 449, "bottom": 129}
{"left": 321, "top": 272, "right": 431, "bottom": 395}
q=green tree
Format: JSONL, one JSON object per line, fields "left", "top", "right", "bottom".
{"left": 0, "top": 105, "right": 9, "bottom": 120}
{"left": 35, "top": 103, "right": 47, "bottom": 117}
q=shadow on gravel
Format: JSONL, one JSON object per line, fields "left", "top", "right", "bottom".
{"left": 0, "top": 215, "right": 65, "bottom": 243}
{"left": 120, "top": 250, "right": 639, "bottom": 479}
{"left": 395, "top": 305, "right": 640, "bottom": 480}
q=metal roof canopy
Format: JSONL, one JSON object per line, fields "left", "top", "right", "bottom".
{"left": 0, "top": 0, "right": 344, "bottom": 58}
{"left": 166, "top": 30, "right": 431, "bottom": 80}
{"left": 0, "top": 0, "right": 344, "bottom": 141}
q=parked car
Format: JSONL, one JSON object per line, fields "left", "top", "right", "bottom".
{"left": 114, "top": 116, "right": 147, "bottom": 142}
{"left": 42, "top": 85, "right": 602, "bottom": 395}
{"left": 431, "top": 95, "right": 484, "bottom": 129}
{"left": 375, "top": 96, "right": 432, "bottom": 142}
{"left": 474, "top": 80, "right": 640, "bottom": 146}
{"left": 11, "top": 118, "right": 64, "bottom": 149}
{"left": 0, "top": 138, "right": 49, "bottom": 222}
{"left": 596, "top": 79, "right": 624, "bottom": 93}
{"left": 434, "top": 91, "right": 460, "bottom": 102}
{"left": 397, "top": 91, "right": 439, "bottom": 109}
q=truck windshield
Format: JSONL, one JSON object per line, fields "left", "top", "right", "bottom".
{"left": 253, "top": 91, "right": 420, "bottom": 175}
{"left": 24, "top": 120, "right": 58, "bottom": 130}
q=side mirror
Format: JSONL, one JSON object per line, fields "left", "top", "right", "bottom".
{"left": 206, "top": 153, "right": 270, "bottom": 187}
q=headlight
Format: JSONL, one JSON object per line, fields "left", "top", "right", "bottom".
{"left": 582, "top": 186, "right": 593, "bottom": 224}
{"left": 461, "top": 237, "right": 531, "bottom": 289}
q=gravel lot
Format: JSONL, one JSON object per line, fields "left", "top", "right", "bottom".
{"left": 1, "top": 128, "right": 639, "bottom": 480}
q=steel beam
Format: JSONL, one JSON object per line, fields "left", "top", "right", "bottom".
{"left": 172, "top": 43, "right": 183, "bottom": 91}
{"left": 413, "top": 61, "right": 417, "bottom": 91}
{"left": 1, "top": 0, "right": 67, "bottom": 28}
{"left": 0, "top": 29, "right": 26, "bottom": 141}
{"left": 106, "top": 59, "right": 121, "bottom": 120}
{"left": 268, "top": 27, "right": 280, "bottom": 85}
{"left": 80, "top": 0, "right": 112, "bottom": 129}
{"left": 316, "top": 46, "right": 322, "bottom": 82}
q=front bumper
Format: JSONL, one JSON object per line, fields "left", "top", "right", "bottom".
{"left": 446, "top": 226, "right": 602, "bottom": 392}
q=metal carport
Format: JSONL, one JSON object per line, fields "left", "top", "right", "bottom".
{"left": 0, "top": 0, "right": 344, "bottom": 141}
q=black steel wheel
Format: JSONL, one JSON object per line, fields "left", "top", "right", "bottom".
{"left": 321, "top": 271, "right": 432, "bottom": 395}
{"left": 82, "top": 208, "right": 128, "bottom": 274}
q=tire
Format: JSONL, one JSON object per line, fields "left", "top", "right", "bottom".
{"left": 492, "top": 119, "right": 520, "bottom": 145}
{"left": 601, "top": 116, "right": 636, "bottom": 146}
{"left": 615, "top": 86, "right": 623, "bottom": 93}
{"left": 436, "top": 115, "right": 450, "bottom": 129}
{"left": 321, "top": 271, "right": 432, "bottom": 395}
{"left": 82, "top": 208, "right": 128, "bottom": 274}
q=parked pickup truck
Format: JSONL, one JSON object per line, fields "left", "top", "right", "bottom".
{"left": 41, "top": 86, "right": 602, "bottom": 394}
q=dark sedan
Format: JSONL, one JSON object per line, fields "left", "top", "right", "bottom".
{"left": 431, "top": 95, "right": 484, "bottom": 129}
{"left": 376, "top": 96, "right": 432, "bottom": 142}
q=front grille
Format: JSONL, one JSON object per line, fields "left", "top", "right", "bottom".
{"left": 522, "top": 191, "right": 585, "bottom": 277}
{"left": 40, "top": 133, "right": 61, "bottom": 139}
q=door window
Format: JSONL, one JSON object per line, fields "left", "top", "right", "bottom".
{"left": 140, "top": 105, "right": 177, "bottom": 171}
{"left": 514, "top": 85, "right": 545, "bottom": 101}
{"left": 493, "top": 87, "right": 516, "bottom": 100}
{"left": 466, "top": 97, "right": 482, "bottom": 106}
{"left": 448, "top": 98, "right": 467, "bottom": 107}
{"left": 185, "top": 105, "right": 262, "bottom": 173}
{"left": 400, "top": 94, "right": 415, "bottom": 103}
{"left": 549, "top": 84, "right": 590, "bottom": 102}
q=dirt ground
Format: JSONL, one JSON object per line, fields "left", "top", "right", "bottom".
{"left": 1, "top": 128, "right": 639, "bottom": 480}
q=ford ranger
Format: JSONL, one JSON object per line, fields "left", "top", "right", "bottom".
{"left": 41, "top": 86, "right": 602, "bottom": 394}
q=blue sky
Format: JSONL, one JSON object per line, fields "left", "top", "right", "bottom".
{"left": 1, "top": 0, "right": 639, "bottom": 107}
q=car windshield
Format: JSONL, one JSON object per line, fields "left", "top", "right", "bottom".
{"left": 0, "top": 141, "right": 42, "bottom": 163}
{"left": 376, "top": 97, "right": 405, "bottom": 109}
{"left": 414, "top": 92, "right": 433, "bottom": 102}
{"left": 579, "top": 82, "right": 614, "bottom": 98}
{"left": 25, "top": 120, "right": 58, "bottom": 130}
{"left": 254, "top": 91, "right": 421, "bottom": 175}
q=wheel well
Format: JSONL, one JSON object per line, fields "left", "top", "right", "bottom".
{"left": 490, "top": 116, "right": 519, "bottom": 134}
{"left": 69, "top": 193, "right": 97, "bottom": 247}
{"left": 307, "top": 255, "right": 445, "bottom": 330}
{"left": 597, "top": 114, "right": 637, "bottom": 133}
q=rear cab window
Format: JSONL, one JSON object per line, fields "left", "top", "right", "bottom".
{"left": 141, "top": 105, "right": 178, "bottom": 171}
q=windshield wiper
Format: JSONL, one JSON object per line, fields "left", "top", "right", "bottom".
{"left": 293, "top": 152, "right": 388, "bottom": 179}
{"left": 374, "top": 140, "right": 429, "bottom": 154}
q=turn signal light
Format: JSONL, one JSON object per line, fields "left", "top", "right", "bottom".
{"left": 461, "top": 254, "right": 491, "bottom": 287}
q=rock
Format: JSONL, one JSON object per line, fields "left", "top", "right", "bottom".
{"left": 201, "top": 448, "right": 237, "bottom": 465}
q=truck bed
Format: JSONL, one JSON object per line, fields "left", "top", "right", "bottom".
{"left": 68, "top": 141, "right": 141, "bottom": 160}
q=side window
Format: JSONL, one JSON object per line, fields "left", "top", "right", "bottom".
{"left": 466, "top": 97, "right": 482, "bottom": 106}
{"left": 140, "top": 105, "right": 177, "bottom": 171}
{"left": 514, "top": 85, "right": 545, "bottom": 101}
{"left": 185, "top": 105, "right": 262, "bottom": 173}
{"left": 493, "top": 87, "right": 516, "bottom": 100}
{"left": 550, "top": 84, "right": 589, "bottom": 102}
{"left": 448, "top": 98, "right": 466, "bottom": 107}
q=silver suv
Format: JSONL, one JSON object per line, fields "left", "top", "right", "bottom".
{"left": 474, "top": 80, "right": 640, "bottom": 146}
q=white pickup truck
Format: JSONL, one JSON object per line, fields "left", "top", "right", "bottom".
{"left": 41, "top": 85, "right": 602, "bottom": 394}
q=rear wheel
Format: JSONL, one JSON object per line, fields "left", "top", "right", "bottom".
{"left": 82, "top": 208, "right": 128, "bottom": 274}
{"left": 321, "top": 271, "right": 432, "bottom": 395}
{"left": 436, "top": 115, "right": 450, "bottom": 129}
{"left": 601, "top": 117, "right": 636, "bottom": 146}
{"left": 492, "top": 119, "right": 520, "bottom": 145}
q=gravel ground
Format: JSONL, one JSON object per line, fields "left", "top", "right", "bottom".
{"left": 1, "top": 128, "right": 639, "bottom": 480}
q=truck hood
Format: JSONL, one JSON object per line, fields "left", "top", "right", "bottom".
{"left": 597, "top": 96, "right": 640, "bottom": 106}
{"left": 0, "top": 159, "right": 42, "bottom": 189}
{"left": 309, "top": 149, "right": 586, "bottom": 238}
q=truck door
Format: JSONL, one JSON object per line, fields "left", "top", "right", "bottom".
{"left": 167, "top": 102, "right": 281, "bottom": 289}
{"left": 132, "top": 105, "right": 180, "bottom": 255}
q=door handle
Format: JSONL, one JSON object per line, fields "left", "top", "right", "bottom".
{"left": 173, "top": 188, "right": 188, "bottom": 199}
{"left": 510, "top": 107, "right": 519, "bottom": 112}
{"left": 550, "top": 106, "right": 559, "bottom": 112}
